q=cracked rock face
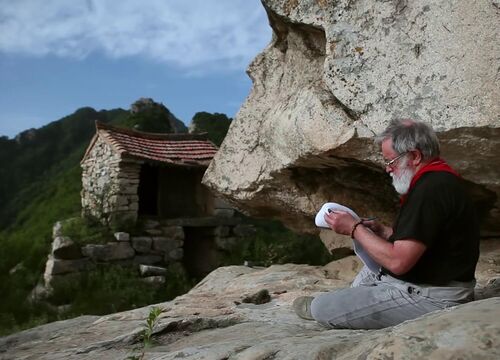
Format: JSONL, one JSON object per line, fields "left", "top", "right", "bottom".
{"left": 203, "top": 0, "right": 500, "bottom": 233}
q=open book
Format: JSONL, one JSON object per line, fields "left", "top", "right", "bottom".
{"left": 315, "top": 202, "right": 381, "bottom": 273}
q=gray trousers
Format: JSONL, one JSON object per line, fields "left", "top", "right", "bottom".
{"left": 310, "top": 266, "right": 475, "bottom": 329}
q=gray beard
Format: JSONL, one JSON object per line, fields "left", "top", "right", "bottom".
{"left": 391, "top": 165, "right": 415, "bottom": 195}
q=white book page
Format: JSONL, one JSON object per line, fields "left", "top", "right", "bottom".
{"left": 315, "top": 202, "right": 381, "bottom": 273}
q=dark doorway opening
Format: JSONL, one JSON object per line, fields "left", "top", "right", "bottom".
{"left": 183, "top": 227, "right": 218, "bottom": 279}
{"left": 138, "top": 164, "right": 159, "bottom": 216}
{"left": 158, "top": 166, "right": 213, "bottom": 218}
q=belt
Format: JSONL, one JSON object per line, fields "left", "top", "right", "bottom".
{"left": 376, "top": 270, "right": 475, "bottom": 303}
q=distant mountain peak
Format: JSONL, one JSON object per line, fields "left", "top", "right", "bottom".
{"left": 15, "top": 128, "right": 37, "bottom": 144}
{"left": 128, "top": 98, "right": 187, "bottom": 134}
{"left": 130, "top": 98, "right": 169, "bottom": 114}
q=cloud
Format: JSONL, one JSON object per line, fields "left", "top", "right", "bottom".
{"left": 0, "top": 0, "right": 271, "bottom": 72}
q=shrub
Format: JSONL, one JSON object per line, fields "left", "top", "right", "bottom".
{"left": 219, "top": 219, "right": 332, "bottom": 267}
{"left": 49, "top": 263, "right": 194, "bottom": 317}
{"left": 190, "top": 112, "right": 232, "bottom": 146}
{"left": 60, "top": 216, "right": 114, "bottom": 246}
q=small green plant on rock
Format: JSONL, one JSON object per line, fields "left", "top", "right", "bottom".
{"left": 127, "top": 306, "right": 163, "bottom": 360}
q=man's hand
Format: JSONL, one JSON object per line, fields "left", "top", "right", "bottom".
{"left": 362, "top": 220, "right": 393, "bottom": 240}
{"left": 325, "top": 210, "right": 425, "bottom": 275}
{"left": 324, "top": 210, "right": 357, "bottom": 236}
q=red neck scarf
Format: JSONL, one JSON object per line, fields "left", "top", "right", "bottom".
{"left": 400, "top": 158, "right": 460, "bottom": 205}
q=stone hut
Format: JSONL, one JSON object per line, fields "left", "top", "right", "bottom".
{"left": 81, "top": 121, "right": 218, "bottom": 227}
{"left": 35, "top": 122, "right": 255, "bottom": 291}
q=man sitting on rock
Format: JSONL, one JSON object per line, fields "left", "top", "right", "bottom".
{"left": 293, "top": 119, "right": 480, "bottom": 329}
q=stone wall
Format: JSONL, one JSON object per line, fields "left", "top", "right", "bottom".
{"left": 81, "top": 136, "right": 141, "bottom": 227}
{"left": 39, "top": 217, "right": 255, "bottom": 296}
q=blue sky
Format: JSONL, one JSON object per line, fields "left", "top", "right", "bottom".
{"left": 0, "top": 0, "right": 271, "bottom": 138}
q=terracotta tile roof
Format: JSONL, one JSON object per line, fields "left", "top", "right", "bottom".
{"left": 89, "top": 121, "right": 218, "bottom": 166}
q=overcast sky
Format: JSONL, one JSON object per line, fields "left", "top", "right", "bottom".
{"left": 0, "top": 0, "right": 271, "bottom": 138}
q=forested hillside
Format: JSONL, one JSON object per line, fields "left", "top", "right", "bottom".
{"left": 0, "top": 108, "right": 127, "bottom": 229}
{"left": 0, "top": 104, "right": 188, "bottom": 334}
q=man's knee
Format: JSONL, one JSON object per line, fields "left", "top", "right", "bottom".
{"left": 310, "top": 293, "right": 330, "bottom": 326}
{"left": 310, "top": 287, "right": 393, "bottom": 329}
{"left": 310, "top": 290, "right": 350, "bottom": 328}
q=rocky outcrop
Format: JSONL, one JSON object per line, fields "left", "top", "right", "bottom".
{"left": 203, "top": 0, "right": 500, "bottom": 234}
{"left": 130, "top": 97, "right": 188, "bottom": 133}
{"left": 2, "top": 239, "right": 499, "bottom": 359}
{"left": 51, "top": 236, "right": 82, "bottom": 259}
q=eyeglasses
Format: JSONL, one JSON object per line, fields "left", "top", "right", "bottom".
{"left": 384, "top": 152, "right": 408, "bottom": 168}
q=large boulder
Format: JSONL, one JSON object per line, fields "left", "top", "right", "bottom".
{"left": 203, "top": 0, "right": 499, "bottom": 234}
{"left": 1, "top": 240, "right": 499, "bottom": 359}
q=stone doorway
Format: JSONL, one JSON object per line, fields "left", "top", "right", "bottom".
{"left": 157, "top": 166, "right": 213, "bottom": 218}
{"left": 138, "top": 164, "right": 214, "bottom": 219}
{"left": 183, "top": 227, "right": 218, "bottom": 278}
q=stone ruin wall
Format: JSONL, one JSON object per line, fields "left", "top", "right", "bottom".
{"left": 203, "top": 0, "right": 500, "bottom": 236}
{"left": 81, "top": 136, "right": 140, "bottom": 226}
{"left": 35, "top": 217, "right": 256, "bottom": 300}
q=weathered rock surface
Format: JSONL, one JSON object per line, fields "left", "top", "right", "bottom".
{"left": 43, "top": 256, "right": 90, "bottom": 276}
{"left": 141, "top": 275, "right": 166, "bottom": 286}
{"left": 139, "top": 265, "right": 167, "bottom": 277}
{"left": 131, "top": 236, "right": 153, "bottom": 254}
{"left": 81, "top": 242, "right": 135, "bottom": 261}
{"left": 203, "top": 0, "right": 500, "bottom": 234}
{"left": 152, "top": 237, "right": 180, "bottom": 253}
{"left": 2, "top": 240, "right": 499, "bottom": 359}
{"left": 114, "top": 232, "right": 130, "bottom": 242}
{"left": 51, "top": 236, "right": 82, "bottom": 259}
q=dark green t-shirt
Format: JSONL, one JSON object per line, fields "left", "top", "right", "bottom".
{"left": 385, "top": 171, "right": 480, "bottom": 285}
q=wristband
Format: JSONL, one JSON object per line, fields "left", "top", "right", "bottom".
{"left": 350, "top": 220, "right": 363, "bottom": 239}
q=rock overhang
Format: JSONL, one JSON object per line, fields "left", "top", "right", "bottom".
{"left": 203, "top": 0, "right": 500, "bottom": 234}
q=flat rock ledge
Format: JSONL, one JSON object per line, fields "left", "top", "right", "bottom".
{"left": 1, "top": 241, "right": 499, "bottom": 360}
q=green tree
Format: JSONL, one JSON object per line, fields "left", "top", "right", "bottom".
{"left": 190, "top": 112, "right": 232, "bottom": 146}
